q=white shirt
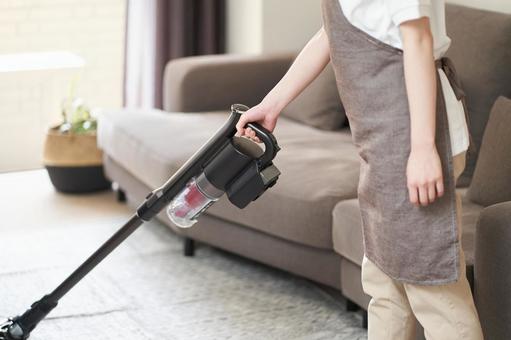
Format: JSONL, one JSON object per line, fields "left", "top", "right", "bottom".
{"left": 338, "top": 0, "right": 469, "bottom": 156}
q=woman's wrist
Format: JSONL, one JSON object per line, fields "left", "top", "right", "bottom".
{"left": 261, "top": 94, "right": 285, "bottom": 118}
{"left": 410, "top": 119, "right": 436, "bottom": 152}
{"left": 410, "top": 139, "right": 436, "bottom": 153}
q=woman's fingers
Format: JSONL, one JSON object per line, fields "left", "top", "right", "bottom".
{"left": 417, "top": 180, "right": 443, "bottom": 206}
{"left": 418, "top": 185, "right": 429, "bottom": 206}
{"left": 246, "top": 127, "right": 255, "bottom": 139}
{"left": 410, "top": 181, "right": 446, "bottom": 207}
{"left": 249, "top": 129, "right": 261, "bottom": 143}
{"left": 408, "top": 185, "right": 419, "bottom": 206}
{"left": 244, "top": 127, "right": 261, "bottom": 143}
{"left": 436, "top": 179, "right": 444, "bottom": 197}
{"left": 235, "top": 110, "right": 259, "bottom": 139}
{"left": 427, "top": 181, "right": 436, "bottom": 204}
{"left": 235, "top": 115, "right": 246, "bottom": 136}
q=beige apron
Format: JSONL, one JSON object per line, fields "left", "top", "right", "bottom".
{"left": 321, "top": 0, "right": 467, "bottom": 285}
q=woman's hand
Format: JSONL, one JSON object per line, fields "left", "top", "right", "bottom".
{"left": 235, "top": 101, "right": 280, "bottom": 143}
{"left": 406, "top": 144, "right": 444, "bottom": 206}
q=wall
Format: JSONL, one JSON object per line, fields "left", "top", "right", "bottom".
{"left": 0, "top": 0, "right": 126, "bottom": 172}
{"left": 260, "top": 0, "right": 323, "bottom": 54}
{"left": 226, "top": 0, "right": 263, "bottom": 54}
{"left": 448, "top": 0, "right": 511, "bottom": 14}
{"left": 226, "top": 0, "right": 322, "bottom": 55}
{"left": 226, "top": 0, "right": 511, "bottom": 54}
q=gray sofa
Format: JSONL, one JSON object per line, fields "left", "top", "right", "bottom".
{"left": 97, "top": 4, "right": 511, "bottom": 339}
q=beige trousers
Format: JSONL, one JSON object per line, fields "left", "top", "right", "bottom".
{"left": 361, "top": 150, "right": 484, "bottom": 340}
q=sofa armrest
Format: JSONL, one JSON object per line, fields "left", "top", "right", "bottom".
{"left": 474, "top": 201, "right": 511, "bottom": 339}
{"left": 163, "top": 52, "right": 295, "bottom": 112}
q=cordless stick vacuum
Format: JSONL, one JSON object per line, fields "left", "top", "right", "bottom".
{"left": 0, "top": 104, "right": 282, "bottom": 340}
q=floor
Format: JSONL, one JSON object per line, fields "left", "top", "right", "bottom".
{"left": 0, "top": 170, "right": 367, "bottom": 340}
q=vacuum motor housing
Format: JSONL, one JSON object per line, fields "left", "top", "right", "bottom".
{"left": 166, "top": 104, "right": 281, "bottom": 228}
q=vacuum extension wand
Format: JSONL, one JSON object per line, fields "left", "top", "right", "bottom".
{"left": 0, "top": 104, "right": 281, "bottom": 340}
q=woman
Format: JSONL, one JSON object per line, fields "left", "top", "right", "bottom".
{"left": 235, "top": 0, "right": 484, "bottom": 339}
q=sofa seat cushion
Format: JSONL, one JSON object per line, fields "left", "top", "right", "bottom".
{"left": 98, "top": 108, "right": 361, "bottom": 250}
{"left": 97, "top": 108, "right": 233, "bottom": 189}
{"left": 332, "top": 188, "right": 484, "bottom": 267}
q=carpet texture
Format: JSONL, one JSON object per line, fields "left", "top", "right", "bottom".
{"left": 0, "top": 170, "right": 366, "bottom": 339}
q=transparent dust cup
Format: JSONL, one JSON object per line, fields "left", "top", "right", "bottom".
{"left": 166, "top": 173, "right": 222, "bottom": 228}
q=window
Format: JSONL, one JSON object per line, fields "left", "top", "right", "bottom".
{"left": 0, "top": 0, "right": 126, "bottom": 172}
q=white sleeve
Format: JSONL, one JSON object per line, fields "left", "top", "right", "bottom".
{"left": 384, "top": 0, "right": 432, "bottom": 26}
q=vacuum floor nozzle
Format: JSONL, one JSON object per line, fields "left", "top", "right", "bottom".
{"left": 0, "top": 319, "right": 22, "bottom": 340}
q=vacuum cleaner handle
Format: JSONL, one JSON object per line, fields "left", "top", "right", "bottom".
{"left": 231, "top": 104, "right": 281, "bottom": 167}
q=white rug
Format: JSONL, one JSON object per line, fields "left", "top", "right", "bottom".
{"left": 0, "top": 170, "right": 366, "bottom": 339}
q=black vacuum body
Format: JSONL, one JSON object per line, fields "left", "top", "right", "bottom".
{"left": 0, "top": 104, "right": 281, "bottom": 340}
{"left": 167, "top": 121, "right": 279, "bottom": 228}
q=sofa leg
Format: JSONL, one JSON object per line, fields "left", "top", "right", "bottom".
{"left": 117, "top": 188, "right": 127, "bottom": 203}
{"left": 184, "top": 237, "right": 195, "bottom": 257}
{"left": 346, "top": 298, "right": 360, "bottom": 312}
{"left": 362, "top": 310, "right": 368, "bottom": 329}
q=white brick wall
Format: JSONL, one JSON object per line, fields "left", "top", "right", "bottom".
{"left": 0, "top": 0, "right": 126, "bottom": 171}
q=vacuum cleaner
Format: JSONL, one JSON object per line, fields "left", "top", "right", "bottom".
{"left": 0, "top": 104, "right": 281, "bottom": 340}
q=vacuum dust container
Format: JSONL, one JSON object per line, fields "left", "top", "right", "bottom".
{"left": 167, "top": 133, "right": 270, "bottom": 228}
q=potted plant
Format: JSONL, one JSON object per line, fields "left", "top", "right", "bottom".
{"left": 43, "top": 96, "right": 111, "bottom": 193}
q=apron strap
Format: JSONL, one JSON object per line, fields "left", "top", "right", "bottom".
{"left": 435, "top": 57, "right": 476, "bottom": 154}
{"left": 435, "top": 57, "right": 465, "bottom": 101}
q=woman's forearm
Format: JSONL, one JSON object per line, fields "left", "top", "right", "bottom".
{"left": 401, "top": 17, "right": 445, "bottom": 206}
{"left": 262, "top": 26, "right": 331, "bottom": 114}
{"left": 400, "top": 17, "right": 437, "bottom": 151}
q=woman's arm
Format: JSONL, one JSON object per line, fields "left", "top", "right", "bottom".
{"left": 400, "top": 17, "right": 444, "bottom": 206}
{"left": 236, "top": 26, "right": 331, "bottom": 141}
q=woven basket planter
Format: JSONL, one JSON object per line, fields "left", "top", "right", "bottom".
{"left": 43, "top": 126, "right": 111, "bottom": 193}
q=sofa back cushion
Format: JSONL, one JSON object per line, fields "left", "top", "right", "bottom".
{"left": 445, "top": 4, "right": 511, "bottom": 186}
{"left": 467, "top": 96, "right": 511, "bottom": 207}
{"left": 280, "top": 61, "right": 346, "bottom": 131}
